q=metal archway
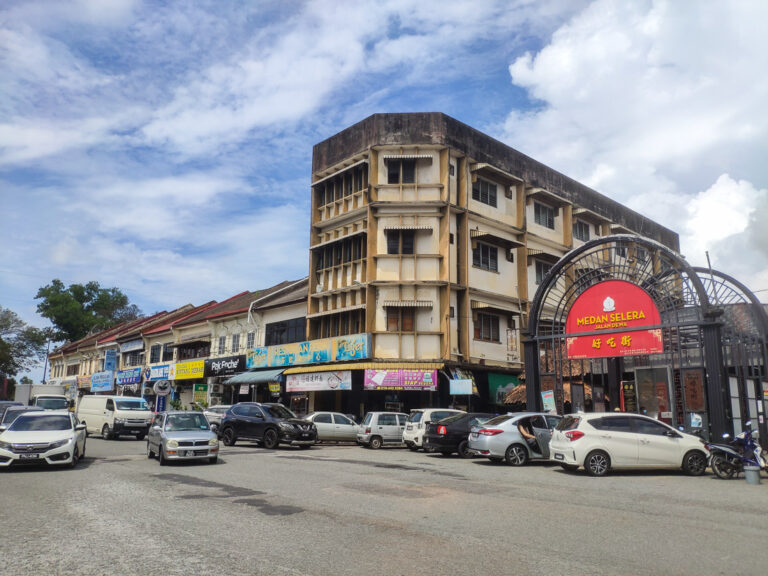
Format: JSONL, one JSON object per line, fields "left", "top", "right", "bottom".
{"left": 524, "top": 234, "right": 731, "bottom": 438}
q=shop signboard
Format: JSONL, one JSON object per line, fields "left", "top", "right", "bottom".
{"left": 174, "top": 360, "right": 205, "bottom": 380}
{"left": 104, "top": 349, "right": 118, "bottom": 372}
{"left": 286, "top": 371, "right": 352, "bottom": 392}
{"left": 449, "top": 379, "right": 473, "bottom": 395}
{"left": 565, "top": 280, "right": 663, "bottom": 359}
{"left": 119, "top": 339, "right": 144, "bottom": 353}
{"left": 364, "top": 369, "right": 437, "bottom": 391}
{"left": 541, "top": 390, "right": 556, "bottom": 413}
{"left": 268, "top": 383, "right": 281, "bottom": 394}
{"left": 90, "top": 371, "right": 114, "bottom": 392}
{"left": 77, "top": 375, "right": 92, "bottom": 389}
{"left": 193, "top": 384, "right": 208, "bottom": 403}
{"left": 145, "top": 364, "right": 171, "bottom": 381}
{"left": 683, "top": 369, "right": 705, "bottom": 412}
{"left": 204, "top": 355, "right": 246, "bottom": 378}
{"left": 449, "top": 367, "right": 479, "bottom": 395}
{"left": 116, "top": 368, "right": 142, "bottom": 385}
{"left": 156, "top": 395, "right": 167, "bottom": 412}
{"left": 246, "top": 334, "right": 370, "bottom": 369}
{"left": 621, "top": 380, "right": 638, "bottom": 412}
{"left": 488, "top": 373, "right": 521, "bottom": 405}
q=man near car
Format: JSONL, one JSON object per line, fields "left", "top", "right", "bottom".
{"left": 518, "top": 419, "right": 539, "bottom": 453}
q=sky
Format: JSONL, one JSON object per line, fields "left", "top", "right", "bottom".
{"left": 1, "top": 0, "right": 767, "bottom": 381}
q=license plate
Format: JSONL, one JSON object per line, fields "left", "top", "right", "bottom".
{"left": 20, "top": 453, "right": 40, "bottom": 459}
{"left": 554, "top": 453, "right": 564, "bottom": 461}
{"left": 185, "top": 450, "right": 195, "bottom": 457}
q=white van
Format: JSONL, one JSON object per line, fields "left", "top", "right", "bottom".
{"left": 77, "top": 395, "right": 154, "bottom": 440}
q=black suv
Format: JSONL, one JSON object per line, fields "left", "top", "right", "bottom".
{"left": 218, "top": 403, "right": 317, "bottom": 449}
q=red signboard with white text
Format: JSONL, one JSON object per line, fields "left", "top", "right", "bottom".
{"left": 565, "top": 280, "right": 663, "bottom": 359}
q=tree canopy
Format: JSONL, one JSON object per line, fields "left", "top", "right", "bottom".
{"left": 35, "top": 279, "right": 142, "bottom": 343}
{"left": 0, "top": 307, "right": 49, "bottom": 377}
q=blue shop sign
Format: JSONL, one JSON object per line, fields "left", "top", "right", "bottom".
{"left": 104, "top": 349, "right": 117, "bottom": 372}
{"left": 145, "top": 364, "right": 171, "bottom": 381}
{"left": 91, "top": 371, "right": 114, "bottom": 392}
{"left": 116, "top": 368, "right": 142, "bottom": 385}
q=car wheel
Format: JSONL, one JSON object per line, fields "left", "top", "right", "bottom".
{"left": 408, "top": 444, "right": 419, "bottom": 452}
{"left": 69, "top": 446, "right": 79, "bottom": 468}
{"left": 208, "top": 456, "right": 218, "bottom": 464}
{"left": 560, "top": 463, "right": 579, "bottom": 472}
{"left": 159, "top": 447, "right": 167, "bottom": 466}
{"left": 369, "top": 436, "right": 383, "bottom": 450}
{"left": 101, "top": 424, "right": 112, "bottom": 440}
{"left": 457, "top": 440, "right": 471, "bottom": 459}
{"left": 505, "top": 444, "right": 529, "bottom": 466}
{"left": 682, "top": 450, "right": 708, "bottom": 476}
{"left": 136, "top": 433, "right": 146, "bottom": 441}
{"left": 585, "top": 450, "right": 610, "bottom": 477}
{"left": 222, "top": 427, "right": 237, "bottom": 447}
{"left": 263, "top": 428, "right": 279, "bottom": 450}
{"left": 147, "top": 442, "right": 154, "bottom": 459}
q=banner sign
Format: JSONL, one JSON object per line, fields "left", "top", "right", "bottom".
{"left": 286, "top": 371, "right": 352, "bottom": 392}
{"left": 77, "top": 375, "right": 92, "bottom": 389}
{"left": 565, "top": 280, "right": 663, "bottom": 359}
{"left": 204, "top": 355, "right": 246, "bottom": 378}
{"left": 488, "top": 373, "right": 521, "bottom": 405}
{"left": 119, "top": 339, "right": 144, "bottom": 353}
{"left": 145, "top": 364, "right": 171, "bottom": 381}
{"left": 174, "top": 360, "right": 205, "bottom": 380}
{"left": 90, "top": 371, "right": 114, "bottom": 392}
{"left": 104, "top": 349, "right": 118, "bottom": 372}
{"left": 116, "top": 368, "right": 142, "bottom": 385}
{"left": 364, "top": 369, "right": 437, "bottom": 391}
{"left": 268, "top": 383, "right": 281, "bottom": 393}
{"left": 449, "top": 379, "right": 473, "bottom": 395}
{"left": 156, "top": 395, "right": 167, "bottom": 412}
{"left": 246, "top": 334, "right": 370, "bottom": 369}
{"left": 193, "top": 384, "right": 208, "bottom": 404}
{"left": 541, "top": 390, "right": 556, "bottom": 413}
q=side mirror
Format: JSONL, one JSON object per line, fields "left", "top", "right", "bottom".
{"left": 722, "top": 433, "right": 731, "bottom": 440}
{"left": 75, "top": 424, "right": 86, "bottom": 431}
{"left": 664, "top": 429, "right": 681, "bottom": 438}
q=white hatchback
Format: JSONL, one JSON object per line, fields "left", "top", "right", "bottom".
{"left": 549, "top": 412, "right": 709, "bottom": 477}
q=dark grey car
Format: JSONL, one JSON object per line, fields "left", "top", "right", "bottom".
{"left": 146, "top": 411, "right": 219, "bottom": 465}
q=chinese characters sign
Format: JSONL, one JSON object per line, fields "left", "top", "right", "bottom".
{"left": 565, "top": 280, "right": 663, "bottom": 359}
{"left": 364, "top": 369, "right": 437, "bottom": 391}
{"left": 286, "top": 371, "right": 352, "bottom": 392}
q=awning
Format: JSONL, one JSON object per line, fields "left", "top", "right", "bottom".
{"left": 526, "top": 187, "right": 572, "bottom": 206}
{"left": 573, "top": 207, "right": 610, "bottom": 223}
{"left": 283, "top": 362, "right": 443, "bottom": 375}
{"left": 470, "top": 228, "right": 524, "bottom": 250}
{"left": 382, "top": 300, "right": 433, "bottom": 308}
{"left": 469, "top": 163, "right": 523, "bottom": 183}
{"left": 383, "top": 225, "right": 433, "bottom": 232}
{"left": 312, "top": 229, "right": 367, "bottom": 249}
{"left": 527, "top": 249, "right": 562, "bottom": 264}
{"left": 471, "top": 300, "right": 520, "bottom": 313}
{"left": 381, "top": 154, "right": 433, "bottom": 160}
{"left": 224, "top": 368, "right": 285, "bottom": 385}
{"left": 312, "top": 159, "right": 369, "bottom": 187}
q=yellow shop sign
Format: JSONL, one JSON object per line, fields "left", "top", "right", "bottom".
{"left": 174, "top": 360, "right": 205, "bottom": 380}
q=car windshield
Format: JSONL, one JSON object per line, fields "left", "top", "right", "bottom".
{"left": 115, "top": 399, "right": 150, "bottom": 411}
{"left": 483, "top": 414, "right": 512, "bottom": 426}
{"left": 165, "top": 413, "right": 210, "bottom": 431}
{"left": 10, "top": 415, "right": 72, "bottom": 431}
{"left": 2, "top": 408, "right": 41, "bottom": 425}
{"left": 408, "top": 412, "right": 423, "bottom": 423}
{"left": 35, "top": 397, "right": 69, "bottom": 410}
{"left": 262, "top": 405, "right": 296, "bottom": 419}
{"left": 438, "top": 413, "right": 466, "bottom": 425}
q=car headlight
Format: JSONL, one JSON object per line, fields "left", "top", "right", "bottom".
{"left": 114, "top": 418, "right": 126, "bottom": 424}
{"left": 208, "top": 438, "right": 218, "bottom": 446}
{"left": 50, "top": 438, "right": 72, "bottom": 449}
{"left": 166, "top": 439, "right": 179, "bottom": 448}
{"left": 0, "top": 440, "right": 11, "bottom": 450}
{"left": 278, "top": 422, "right": 293, "bottom": 430}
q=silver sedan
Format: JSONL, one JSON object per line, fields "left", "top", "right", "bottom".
{"left": 468, "top": 412, "right": 561, "bottom": 466}
{"left": 304, "top": 412, "right": 360, "bottom": 442}
{"left": 147, "top": 411, "right": 219, "bottom": 465}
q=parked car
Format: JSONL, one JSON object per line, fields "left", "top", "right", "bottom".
{"left": 77, "top": 395, "right": 154, "bottom": 440}
{"left": 218, "top": 403, "right": 317, "bottom": 449}
{"left": 1, "top": 405, "right": 43, "bottom": 428}
{"left": 304, "top": 412, "right": 359, "bottom": 442}
{"left": 202, "top": 405, "right": 231, "bottom": 432}
{"left": 357, "top": 412, "right": 408, "bottom": 449}
{"left": 32, "top": 394, "right": 71, "bottom": 411}
{"left": 0, "top": 401, "right": 24, "bottom": 422}
{"left": 147, "top": 411, "right": 219, "bottom": 465}
{"left": 0, "top": 411, "right": 86, "bottom": 468}
{"left": 468, "top": 412, "right": 562, "bottom": 465}
{"left": 424, "top": 412, "right": 496, "bottom": 458}
{"left": 549, "top": 412, "right": 709, "bottom": 477}
{"left": 403, "top": 408, "right": 466, "bottom": 451}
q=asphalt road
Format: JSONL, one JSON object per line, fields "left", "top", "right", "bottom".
{"left": 1, "top": 437, "right": 768, "bottom": 576}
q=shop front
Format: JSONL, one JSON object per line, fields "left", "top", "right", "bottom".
{"left": 224, "top": 368, "right": 285, "bottom": 404}
{"left": 116, "top": 368, "right": 142, "bottom": 397}
{"left": 204, "top": 355, "right": 246, "bottom": 406}
{"left": 173, "top": 359, "right": 206, "bottom": 409}
{"left": 524, "top": 234, "right": 768, "bottom": 442}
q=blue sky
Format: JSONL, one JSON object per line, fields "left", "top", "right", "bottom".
{"left": 2, "top": 0, "right": 767, "bottom": 380}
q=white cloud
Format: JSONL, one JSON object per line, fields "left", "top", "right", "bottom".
{"left": 501, "top": 0, "right": 768, "bottom": 299}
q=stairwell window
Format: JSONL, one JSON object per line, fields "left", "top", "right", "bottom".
{"left": 472, "top": 177, "right": 497, "bottom": 208}
{"left": 472, "top": 242, "right": 498, "bottom": 272}
{"left": 386, "top": 230, "right": 415, "bottom": 254}
{"left": 534, "top": 201, "right": 555, "bottom": 229}
{"left": 387, "top": 159, "right": 416, "bottom": 184}
{"left": 218, "top": 336, "right": 226, "bottom": 355}
{"left": 231, "top": 334, "right": 240, "bottom": 353}
{"left": 246, "top": 332, "right": 255, "bottom": 349}
{"left": 573, "top": 220, "right": 590, "bottom": 242}
{"left": 535, "top": 260, "right": 553, "bottom": 284}
{"left": 474, "top": 312, "right": 500, "bottom": 342}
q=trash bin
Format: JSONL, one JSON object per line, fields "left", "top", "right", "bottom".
{"left": 744, "top": 465, "right": 761, "bottom": 485}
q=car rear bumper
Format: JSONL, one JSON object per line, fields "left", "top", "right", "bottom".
{"left": 549, "top": 440, "right": 579, "bottom": 465}
{"left": 467, "top": 436, "right": 505, "bottom": 458}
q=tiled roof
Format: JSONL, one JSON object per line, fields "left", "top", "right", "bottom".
{"left": 143, "top": 300, "right": 219, "bottom": 335}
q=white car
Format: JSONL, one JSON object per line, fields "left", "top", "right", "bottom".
{"left": 0, "top": 411, "right": 86, "bottom": 469}
{"left": 549, "top": 412, "right": 709, "bottom": 477}
{"left": 304, "top": 412, "right": 360, "bottom": 442}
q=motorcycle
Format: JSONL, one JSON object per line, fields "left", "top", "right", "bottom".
{"left": 706, "top": 420, "right": 768, "bottom": 479}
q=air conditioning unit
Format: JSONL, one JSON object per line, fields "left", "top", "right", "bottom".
{"left": 212, "top": 384, "right": 221, "bottom": 394}
{"left": 142, "top": 387, "right": 153, "bottom": 396}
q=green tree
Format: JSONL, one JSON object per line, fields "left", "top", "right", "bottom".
{"left": 0, "top": 307, "right": 49, "bottom": 376}
{"left": 35, "top": 279, "right": 142, "bottom": 342}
